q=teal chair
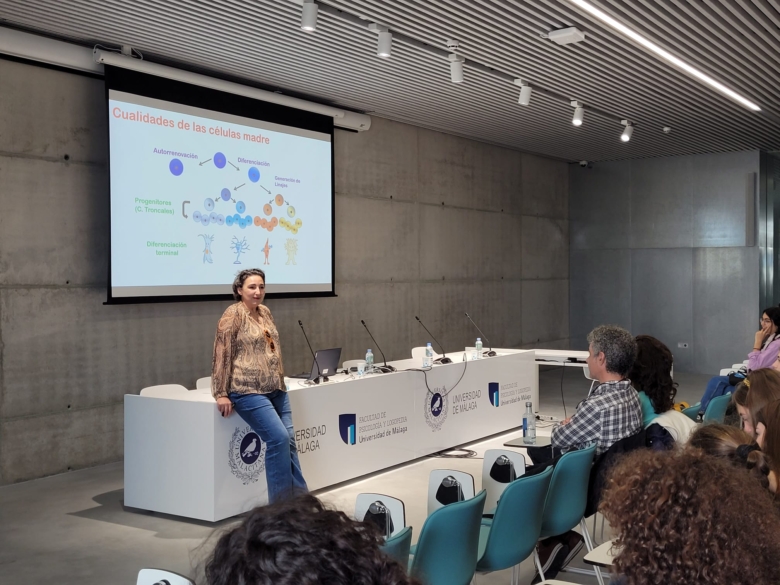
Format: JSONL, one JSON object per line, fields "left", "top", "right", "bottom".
{"left": 535, "top": 444, "right": 602, "bottom": 585}
{"left": 476, "top": 466, "right": 554, "bottom": 585}
{"left": 682, "top": 403, "right": 700, "bottom": 421}
{"left": 409, "top": 490, "right": 487, "bottom": 585}
{"left": 380, "top": 526, "right": 413, "bottom": 568}
{"left": 703, "top": 393, "right": 732, "bottom": 424}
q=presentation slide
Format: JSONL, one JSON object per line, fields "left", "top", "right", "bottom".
{"left": 108, "top": 90, "right": 333, "bottom": 299}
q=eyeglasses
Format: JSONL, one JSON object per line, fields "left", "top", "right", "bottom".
{"left": 761, "top": 318, "right": 773, "bottom": 324}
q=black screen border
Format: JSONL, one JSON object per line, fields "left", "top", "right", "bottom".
{"left": 103, "top": 65, "right": 336, "bottom": 305}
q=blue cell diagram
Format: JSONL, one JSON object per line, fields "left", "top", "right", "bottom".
{"left": 231, "top": 236, "right": 250, "bottom": 264}
{"left": 199, "top": 234, "right": 214, "bottom": 264}
{"left": 171, "top": 153, "right": 305, "bottom": 265}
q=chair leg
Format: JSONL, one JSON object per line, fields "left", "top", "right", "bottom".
{"left": 533, "top": 549, "right": 545, "bottom": 582}
{"left": 580, "top": 519, "right": 605, "bottom": 585}
{"left": 511, "top": 564, "right": 518, "bottom": 585}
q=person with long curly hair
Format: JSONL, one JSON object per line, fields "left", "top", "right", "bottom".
{"left": 687, "top": 423, "right": 771, "bottom": 490}
{"left": 600, "top": 449, "right": 780, "bottom": 585}
{"left": 627, "top": 335, "right": 696, "bottom": 444}
{"left": 205, "top": 494, "right": 419, "bottom": 585}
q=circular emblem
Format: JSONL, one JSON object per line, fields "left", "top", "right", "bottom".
{"left": 229, "top": 426, "right": 266, "bottom": 484}
{"left": 424, "top": 388, "right": 448, "bottom": 432}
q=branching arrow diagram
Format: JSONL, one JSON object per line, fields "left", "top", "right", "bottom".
{"left": 234, "top": 184, "right": 245, "bottom": 191}
{"left": 258, "top": 184, "right": 271, "bottom": 194}
{"left": 182, "top": 200, "right": 190, "bottom": 218}
{"left": 229, "top": 161, "right": 240, "bottom": 171}
{"left": 199, "top": 158, "right": 212, "bottom": 166}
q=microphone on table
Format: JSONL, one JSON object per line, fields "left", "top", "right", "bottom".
{"left": 464, "top": 312, "right": 497, "bottom": 357}
{"left": 414, "top": 316, "right": 452, "bottom": 364}
{"left": 299, "top": 320, "right": 327, "bottom": 383}
{"left": 361, "top": 319, "right": 396, "bottom": 373}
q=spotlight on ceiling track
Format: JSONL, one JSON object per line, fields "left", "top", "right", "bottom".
{"left": 446, "top": 39, "right": 464, "bottom": 83}
{"left": 514, "top": 79, "right": 533, "bottom": 105}
{"left": 620, "top": 119, "right": 634, "bottom": 142}
{"left": 571, "top": 100, "right": 584, "bottom": 126}
{"left": 368, "top": 23, "right": 392, "bottom": 58}
{"left": 301, "top": 0, "right": 317, "bottom": 32}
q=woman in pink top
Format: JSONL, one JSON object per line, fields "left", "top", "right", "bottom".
{"left": 698, "top": 307, "right": 780, "bottom": 416}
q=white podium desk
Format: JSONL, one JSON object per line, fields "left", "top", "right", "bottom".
{"left": 124, "top": 350, "right": 537, "bottom": 521}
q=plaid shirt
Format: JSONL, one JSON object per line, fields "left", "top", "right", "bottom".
{"left": 551, "top": 380, "right": 642, "bottom": 457}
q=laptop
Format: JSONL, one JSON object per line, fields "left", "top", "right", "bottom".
{"left": 287, "top": 348, "right": 342, "bottom": 380}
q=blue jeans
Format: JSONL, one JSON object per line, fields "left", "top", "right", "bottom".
{"left": 229, "top": 390, "right": 308, "bottom": 504}
{"left": 699, "top": 375, "right": 732, "bottom": 414}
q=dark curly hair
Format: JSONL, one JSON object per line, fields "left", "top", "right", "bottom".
{"left": 600, "top": 450, "right": 780, "bottom": 585}
{"left": 205, "top": 494, "right": 419, "bottom": 585}
{"left": 627, "top": 335, "right": 677, "bottom": 414}
{"left": 687, "top": 424, "right": 771, "bottom": 490}
{"left": 232, "top": 268, "right": 266, "bottom": 301}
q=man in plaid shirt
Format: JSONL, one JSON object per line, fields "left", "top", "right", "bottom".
{"left": 552, "top": 325, "right": 642, "bottom": 456}
{"left": 535, "top": 325, "right": 642, "bottom": 582}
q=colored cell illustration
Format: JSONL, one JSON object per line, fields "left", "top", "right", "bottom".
{"left": 169, "top": 158, "right": 184, "bottom": 176}
{"left": 262, "top": 238, "right": 272, "bottom": 265}
{"left": 216, "top": 214, "right": 225, "bottom": 226}
{"left": 201, "top": 215, "right": 211, "bottom": 226}
{"left": 214, "top": 152, "right": 227, "bottom": 169}
{"left": 270, "top": 217, "right": 278, "bottom": 227}
{"left": 193, "top": 210, "right": 202, "bottom": 223}
{"left": 275, "top": 194, "right": 284, "bottom": 206}
{"left": 287, "top": 205, "right": 296, "bottom": 218}
{"left": 221, "top": 188, "right": 231, "bottom": 201}
{"left": 239, "top": 218, "right": 247, "bottom": 229}
{"left": 285, "top": 239, "right": 298, "bottom": 265}
{"left": 204, "top": 198, "right": 215, "bottom": 211}
{"left": 295, "top": 218, "right": 302, "bottom": 227}
{"left": 226, "top": 215, "right": 235, "bottom": 226}
{"left": 253, "top": 216, "right": 262, "bottom": 226}
{"left": 199, "top": 234, "right": 214, "bottom": 264}
{"left": 248, "top": 167, "right": 260, "bottom": 183}
{"left": 231, "top": 236, "right": 250, "bottom": 264}
{"left": 209, "top": 211, "right": 218, "bottom": 223}
{"left": 233, "top": 213, "right": 241, "bottom": 223}
{"left": 236, "top": 201, "right": 246, "bottom": 214}
{"left": 263, "top": 204, "right": 273, "bottom": 216}
{"left": 260, "top": 218, "right": 268, "bottom": 228}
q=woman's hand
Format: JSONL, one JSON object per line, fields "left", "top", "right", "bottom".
{"left": 756, "top": 324, "right": 772, "bottom": 349}
{"left": 216, "top": 396, "right": 233, "bottom": 417}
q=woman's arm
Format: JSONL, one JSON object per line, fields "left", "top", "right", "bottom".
{"left": 748, "top": 337, "right": 780, "bottom": 371}
{"left": 264, "top": 306, "right": 285, "bottom": 379}
{"left": 212, "top": 307, "right": 239, "bottom": 400}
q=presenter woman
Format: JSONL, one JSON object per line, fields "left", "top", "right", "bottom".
{"left": 211, "top": 268, "right": 308, "bottom": 504}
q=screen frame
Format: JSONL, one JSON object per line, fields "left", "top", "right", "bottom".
{"left": 103, "top": 65, "right": 336, "bottom": 305}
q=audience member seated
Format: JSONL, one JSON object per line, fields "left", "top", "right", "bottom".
{"left": 698, "top": 307, "right": 780, "bottom": 416}
{"left": 600, "top": 449, "right": 780, "bottom": 585}
{"left": 731, "top": 382, "right": 752, "bottom": 434}
{"left": 627, "top": 335, "right": 696, "bottom": 444}
{"left": 204, "top": 494, "right": 419, "bottom": 585}
{"left": 755, "top": 399, "right": 780, "bottom": 493}
{"left": 687, "top": 423, "right": 771, "bottom": 490}
{"left": 744, "top": 369, "right": 780, "bottom": 440}
{"left": 533, "top": 325, "right": 642, "bottom": 581}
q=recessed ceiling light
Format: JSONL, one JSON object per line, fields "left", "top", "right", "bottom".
{"left": 568, "top": 0, "right": 760, "bottom": 111}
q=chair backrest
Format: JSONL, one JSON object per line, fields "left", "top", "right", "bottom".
{"left": 540, "top": 444, "right": 597, "bottom": 539}
{"left": 137, "top": 568, "right": 194, "bottom": 585}
{"left": 704, "top": 393, "right": 732, "bottom": 424}
{"left": 681, "top": 404, "right": 700, "bottom": 421}
{"left": 354, "top": 493, "right": 406, "bottom": 537}
{"left": 478, "top": 466, "right": 553, "bottom": 572}
{"left": 379, "top": 525, "right": 413, "bottom": 568}
{"left": 195, "top": 376, "right": 211, "bottom": 389}
{"left": 427, "top": 470, "right": 475, "bottom": 515}
{"left": 481, "top": 449, "right": 527, "bottom": 511}
{"left": 411, "top": 490, "right": 487, "bottom": 585}
{"left": 139, "top": 384, "right": 188, "bottom": 398}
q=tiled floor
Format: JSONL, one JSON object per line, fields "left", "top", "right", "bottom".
{"left": 0, "top": 368, "right": 711, "bottom": 584}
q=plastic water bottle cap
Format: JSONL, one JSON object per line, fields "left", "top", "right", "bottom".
{"left": 367, "top": 349, "right": 372, "bottom": 352}
{"left": 477, "top": 338, "right": 481, "bottom": 341}
{"left": 427, "top": 342, "right": 432, "bottom": 346}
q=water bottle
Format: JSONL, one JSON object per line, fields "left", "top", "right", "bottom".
{"left": 475, "top": 337, "right": 483, "bottom": 359}
{"left": 523, "top": 401, "right": 536, "bottom": 445}
{"left": 423, "top": 343, "right": 433, "bottom": 368}
{"left": 365, "top": 349, "right": 374, "bottom": 373}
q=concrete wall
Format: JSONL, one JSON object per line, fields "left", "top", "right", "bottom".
{"left": 0, "top": 59, "right": 569, "bottom": 485}
{"left": 570, "top": 150, "right": 760, "bottom": 374}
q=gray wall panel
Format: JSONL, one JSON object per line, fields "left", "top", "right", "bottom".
{"left": 693, "top": 247, "right": 761, "bottom": 374}
{"left": 473, "top": 144, "right": 523, "bottom": 214}
{"left": 521, "top": 154, "right": 568, "bottom": 219}
{"left": 569, "top": 162, "right": 630, "bottom": 250}
{"left": 630, "top": 157, "right": 694, "bottom": 249}
{"left": 522, "top": 216, "right": 568, "bottom": 280}
{"left": 631, "top": 249, "right": 694, "bottom": 372}
{"left": 417, "top": 129, "right": 474, "bottom": 208}
{"left": 522, "top": 280, "right": 569, "bottom": 345}
{"left": 569, "top": 249, "right": 632, "bottom": 349}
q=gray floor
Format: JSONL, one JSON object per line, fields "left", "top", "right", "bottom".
{"left": 0, "top": 369, "right": 711, "bottom": 584}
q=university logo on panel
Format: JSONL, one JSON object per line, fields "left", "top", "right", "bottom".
{"left": 488, "top": 382, "right": 500, "bottom": 407}
{"left": 229, "top": 426, "right": 266, "bottom": 485}
{"left": 424, "top": 387, "right": 449, "bottom": 432}
{"left": 339, "top": 413, "right": 357, "bottom": 445}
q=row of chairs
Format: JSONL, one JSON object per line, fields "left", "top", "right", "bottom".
{"left": 377, "top": 444, "right": 600, "bottom": 585}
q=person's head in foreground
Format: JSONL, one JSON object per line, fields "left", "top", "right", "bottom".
{"left": 627, "top": 335, "right": 677, "bottom": 414}
{"left": 687, "top": 423, "right": 771, "bottom": 490}
{"left": 586, "top": 325, "right": 637, "bottom": 383}
{"left": 732, "top": 382, "right": 752, "bottom": 434}
{"left": 745, "top": 368, "right": 780, "bottom": 439}
{"left": 205, "top": 494, "right": 418, "bottom": 585}
{"left": 600, "top": 449, "right": 780, "bottom": 585}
